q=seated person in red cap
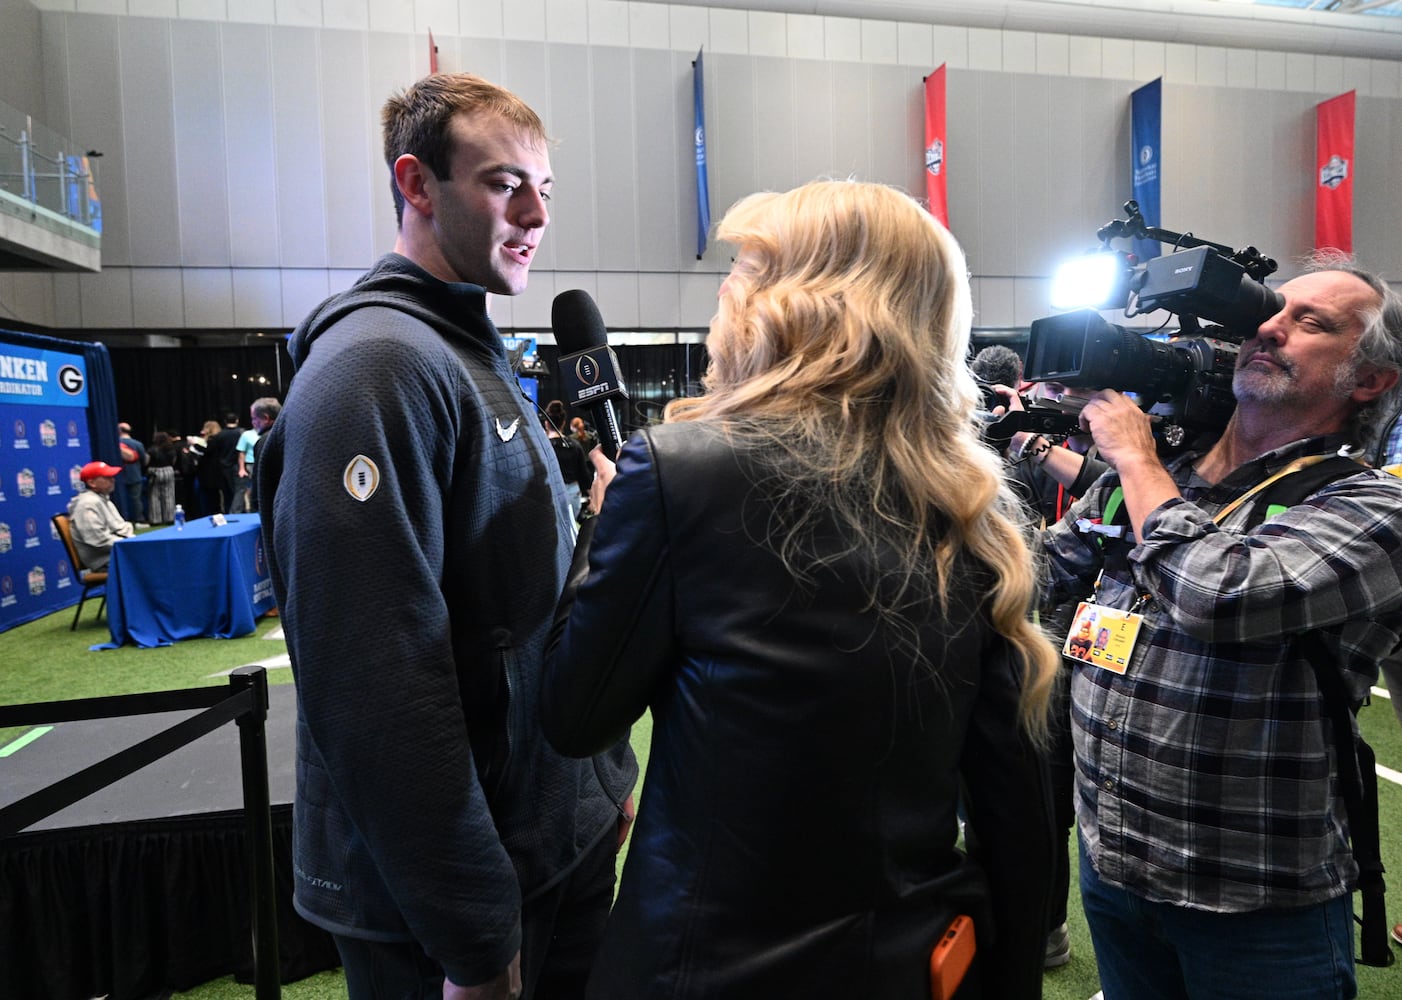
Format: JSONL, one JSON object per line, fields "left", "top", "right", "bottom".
{"left": 68, "top": 461, "right": 135, "bottom": 571}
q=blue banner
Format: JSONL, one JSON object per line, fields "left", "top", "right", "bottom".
{"left": 0, "top": 344, "right": 89, "bottom": 408}
{"left": 0, "top": 401, "right": 93, "bottom": 631}
{"left": 1130, "top": 78, "right": 1162, "bottom": 263}
{"left": 693, "top": 48, "right": 711, "bottom": 260}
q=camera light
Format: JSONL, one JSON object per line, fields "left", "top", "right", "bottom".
{"left": 1050, "top": 252, "right": 1124, "bottom": 311}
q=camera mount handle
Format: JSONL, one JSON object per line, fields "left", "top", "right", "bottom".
{"left": 1097, "top": 201, "right": 1277, "bottom": 283}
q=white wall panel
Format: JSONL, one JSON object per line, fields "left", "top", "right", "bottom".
{"left": 1196, "top": 46, "right": 1227, "bottom": 87}
{"left": 1002, "top": 30, "right": 1036, "bottom": 74}
{"left": 630, "top": 48, "right": 681, "bottom": 269}
{"left": 278, "top": 268, "right": 329, "bottom": 325}
{"left": 710, "top": 51, "right": 753, "bottom": 231}
{"left": 1102, "top": 37, "right": 1134, "bottom": 79}
{"left": 276, "top": 0, "right": 320, "bottom": 28}
{"left": 787, "top": 13, "right": 823, "bottom": 61}
{"left": 869, "top": 64, "right": 913, "bottom": 192}
{"left": 324, "top": 0, "right": 369, "bottom": 31}
{"left": 586, "top": 0, "right": 627, "bottom": 48}
{"left": 896, "top": 22, "right": 932, "bottom": 70}
{"left": 747, "top": 10, "right": 784, "bottom": 57}
{"left": 172, "top": 19, "right": 231, "bottom": 266}
{"left": 637, "top": 271, "right": 679, "bottom": 327}
{"left": 67, "top": 15, "right": 130, "bottom": 265}
{"left": 50, "top": 273, "right": 81, "bottom": 327}
{"left": 79, "top": 266, "right": 133, "bottom": 325}
{"left": 830, "top": 61, "right": 868, "bottom": 181}
{"left": 223, "top": 23, "right": 280, "bottom": 267}
{"left": 596, "top": 270, "right": 639, "bottom": 327}
{"left": 626, "top": 1, "right": 666, "bottom": 50}
{"left": 1352, "top": 97, "right": 1400, "bottom": 277}
{"left": 320, "top": 29, "right": 375, "bottom": 268}
{"left": 861, "top": 19, "right": 898, "bottom": 66}
{"left": 1164, "top": 42, "right": 1195, "bottom": 84}
{"left": 709, "top": 7, "right": 746, "bottom": 55}
{"left": 270, "top": 27, "right": 328, "bottom": 266}
{"left": 1035, "top": 33, "right": 1069, "bottom": 76}
{"left": 503, "top": 0, "right": 545, "bottom": 43}
{"left": 678, "top": 271, "right": 718, "bottom": 328}
{"left": 549, "top": 43, "right": 600, "bottom": 270}
{"left": 131, "top": 267, "right": 184, "bottom": 326}
{"left": 132, "top": 0, "right": 178, "bottom": 16}
{"left": 367, "top": 0, "right": 410, "bottom": 33}
{"left": 1068, "top": 36, "right": 1101, "bottom": 78}
{"left": 823, "top": 16, "right": 859, "bottom": 63}
{"left": 181, "top": 267, "right": 234, "bottom": 326}
{"left": 119, "top": 17, "right": 180, "bottom": 266}
{"left": 967, "top": 27, "right": 1000, "bottom": 72}
{"left": 1315, "top": 54, "right": 1344, "bottom": 95}
{"left": 752, "top": 56, "right": 793, "bottom": 192}
{"left": 930, "top": 23, "right": 968, "bottom": 70}
{"left": 1226, "top": 49, "right": 1257, "bottom": 89}
{"left": 231, "top": 268, "right": 283, "bottom": 326}
{"left": 459, "top": 0, "right": 501, "bottom": 39}
{"left": 791, "top": 59, "right": 833, "bottom": 184}
{"left": 367, "top": 31, "right": 419, "bottom": 257}
{"left": 178, "top": 0, "right": 226, "bottom": 20}
{"left": 416, "top": 0, "right": 458, "bottom": 36}
{"left": 545, "top": 0, "right": 586, "bottom": 44}
{"left": 227, "top": 0, "right": 272, "bottom": 24}
{"left": 1374, "top": 60, "right": 1402, "bottom": 100}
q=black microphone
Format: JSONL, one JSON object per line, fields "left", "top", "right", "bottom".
{"left": 552, "top": 289, "right": 629, "bottom": 461}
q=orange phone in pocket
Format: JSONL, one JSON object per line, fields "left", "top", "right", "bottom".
{"left": 928, "top": 914, "right": 975, "bottom": 1000}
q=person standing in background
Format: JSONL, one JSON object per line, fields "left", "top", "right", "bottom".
{"left": 116, "top": 422, "right": 148, "bottom": 525}
{"left": 245, "top": 397, "right": 280, "bottom": 513}
{"left": 208, "top": 413, "right": 243, "bottom": 513}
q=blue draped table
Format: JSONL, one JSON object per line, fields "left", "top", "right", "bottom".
{"left": 104, "top": 514, "right": 275, "bottom": 648}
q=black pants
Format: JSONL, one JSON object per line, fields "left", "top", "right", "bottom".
{"left": 332, "top": 828, "right": 618, "bottom": 1000}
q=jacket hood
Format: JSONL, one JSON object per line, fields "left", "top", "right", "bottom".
{"left": 287, "top": 253, "right": 503, "bottom": 369}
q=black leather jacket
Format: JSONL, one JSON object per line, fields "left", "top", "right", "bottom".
{"left": 542, "top": 423, "right": 1056, "bottom": 999}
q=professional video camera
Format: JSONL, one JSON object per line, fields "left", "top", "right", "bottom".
{"left": 994, "top": 201, "right": 1283, "bottom": 452}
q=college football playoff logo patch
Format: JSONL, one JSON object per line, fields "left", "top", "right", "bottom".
{"left": 343, "top": 455, "right": 380, "bottom": 503}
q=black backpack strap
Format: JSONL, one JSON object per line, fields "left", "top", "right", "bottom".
{"left": 1292, "top": 630, "right": 1393, "bottom": 968}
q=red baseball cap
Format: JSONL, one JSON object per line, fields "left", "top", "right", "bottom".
{"left": 80, "top": 461, "right": 123, "bottom": 482}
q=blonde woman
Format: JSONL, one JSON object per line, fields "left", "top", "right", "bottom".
{"left": 542, "top": 181, "right": 1060, "bottom": 999}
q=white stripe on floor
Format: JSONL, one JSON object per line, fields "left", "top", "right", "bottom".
{"left": 208, "top": 653, "right": 291, "bottom": 677}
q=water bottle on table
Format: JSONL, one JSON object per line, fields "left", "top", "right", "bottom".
{"left": 174, "top": 504, "right": 185, "bottom": 531}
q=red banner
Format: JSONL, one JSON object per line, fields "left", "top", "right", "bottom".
{"left": 429, "top": 29, "right": 439, "bottom": 74}
{"left": 1315, "top": 90, "right": 1354, "bottom": 254}
{"left": 924, "top": 65, "right": 948, "bottom": 227}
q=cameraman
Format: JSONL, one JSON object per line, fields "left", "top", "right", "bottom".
{"left": 1041, "top": 262, "right": 1402, "bottom": 1000}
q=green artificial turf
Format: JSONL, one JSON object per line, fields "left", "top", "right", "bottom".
{"left": 5, "top": 608, "right": 1402, "bottom": 998}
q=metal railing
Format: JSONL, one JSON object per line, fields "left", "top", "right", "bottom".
{"left": 0, "top": 98, "right": 101, "bottom": 232}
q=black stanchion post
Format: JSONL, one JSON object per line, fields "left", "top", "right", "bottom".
{"left": 232, "top": 666, "right": 281, "bottom": 1000}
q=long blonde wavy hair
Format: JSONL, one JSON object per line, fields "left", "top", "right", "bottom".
{"left": 666, "top": 181, "right": 1058, "bottom": 741}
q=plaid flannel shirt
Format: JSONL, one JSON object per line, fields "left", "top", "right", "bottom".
{"left": 1043, "top": 434, "right": 1402, "bottom": 912}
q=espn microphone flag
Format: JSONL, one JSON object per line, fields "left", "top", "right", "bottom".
{"left": 1130, "top": 78, "right": 1162, "bottom": 263}
{"left": 923, "top": 65, "right": 948, "bottom": 227}
{"left": 693, "top": 48, "right": 712, "bottom": 259}
{"left": 1316, "top": 90, "right": 1355, "bottom": 254}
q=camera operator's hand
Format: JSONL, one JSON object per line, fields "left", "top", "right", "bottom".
{"left": 1078, "top": 390, "right": 1181, "bottom": 541}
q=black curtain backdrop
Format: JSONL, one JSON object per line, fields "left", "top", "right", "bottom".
{"left": 109, "top": 342, "right": 295, "bottom": 443}
{"left": 108, "top": 340, "right": 709, "bottom": 444}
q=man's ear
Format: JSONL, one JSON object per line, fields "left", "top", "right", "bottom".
{"left": 1352, "top": 364, "right": 1399, "bottom": 405}
{"left": 393, "top": 154, "right": 435, "bottom": 219}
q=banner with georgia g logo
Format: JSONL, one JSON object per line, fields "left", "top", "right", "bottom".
{"left": 1316, "top": 90, "right": 1354, "bottom": 254}
{"left": 924, "top": 65, "right": 948, "bottom": 227}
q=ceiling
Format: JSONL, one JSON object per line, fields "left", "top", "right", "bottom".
{"left": 635, "top": 0, "right": 1402, "bottom": 58}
